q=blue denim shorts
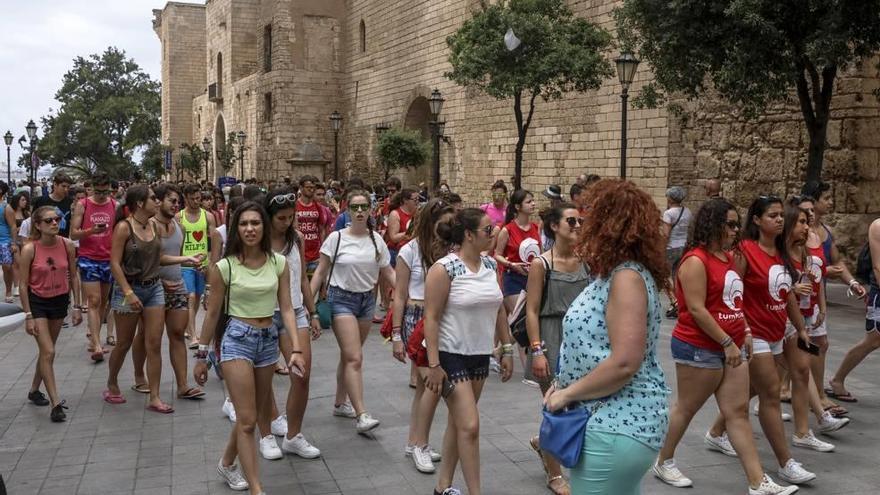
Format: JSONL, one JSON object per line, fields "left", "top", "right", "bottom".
{"left": 272, "top": 307, "right": 310, "bottom": 332}
{"left": 327, "top": 285, "right": 375, "bottom": 321}
{"left": 671, "top": 336, "right": 747, "bottom": 369}
{"left": 501, "top": 271, "right": 528, "bottom": 297}
{"left": 78, "top": 257, "right": 113, "bottom": 284}
{"left": 111, "top": 280, "right": 165, "bottom": 313}
{"left": 220, "top": 318, "right": 280, "bottom": 368}
{"left": 182, "top": 267, "right": 206, "bottom": 297}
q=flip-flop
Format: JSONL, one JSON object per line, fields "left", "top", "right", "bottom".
{"left": 105, "top": 336, "right": 116, "bottom": 346}
{"left": 102, "top": 390, "right": 126, "bottom": 404}
{"left": 131, "top": 383, "right": 150, "bottom": 394}
{"left": 187, "top": 341, "right": 200, "bottom": 350}
{"left": 824, "top": 387, "right": 858, "bottom": 403}
{"left": 147, "top": 403, "right": 174, "bottom": 414}
{"left": 177, "top": 387, "right": 205, "bottom": 400}
{"left": 91, "top": 351, "right": 105, "bottom": 363}
{"left": 824, "top": 404, "right": 849, "bottom": 417}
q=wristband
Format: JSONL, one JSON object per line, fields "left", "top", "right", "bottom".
{"left": 25, "top": 312, "right": 33, "bottom": 319}
{"left": 311, "top": 313, "right": 320, "bottom": 320}
{"left": 391, "top": 334, "right": 402, "bottom": 342}
{"left": 720, "top": 336, "right": 734, "bottom": 348}
{"left": 501, "top": 343, "right": 514, "bottom": 352}
{"left": 198, "top": 344, "right": 209, "bottom": 353}
{"left": 531, "top": 348, "right": 544, "bottom": 357}
{"left": 291, "top": 350, "right": 303, "bottom": 354}
{"left": 530, "top": 340, "right": 542, "bottom": 350}
{"left": 849, "top": 279, "right": 860, "bottom": 287}
{"left": 428, "top": 362, "right": 441, "bottom": 369}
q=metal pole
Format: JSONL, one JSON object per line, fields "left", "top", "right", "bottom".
{"left": 239, "top": 145, "right": 244, "bottom": 182}
{"left": 431, "top": 121, "right": 440, "bottom": 188}
{"left": 30, "top": 142, "right": 35, "bottom": 185}
{"left": 333, "top": 131, "right": 339, "bottom": 179}
{"left": 6, "top": 146, "right": 10, "bottom": 185}
{"left": 620, "top": 89, "right": 629, "bottom": 180}
{"left": 204, "top": 154, "right": 209, "bottom": 183}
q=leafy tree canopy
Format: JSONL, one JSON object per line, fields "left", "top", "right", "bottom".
{"left": 376, "top": 127, "right": 429, "bottom": 180}
{"left": 37, "top": 47, "right": 161, "bottom": 178}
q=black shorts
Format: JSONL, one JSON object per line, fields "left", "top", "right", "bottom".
{"left": 28, "top": 291, "right": 70, "bottom": 320}
{"left": 439, "top": 351, "right": 490, "bottom": 383}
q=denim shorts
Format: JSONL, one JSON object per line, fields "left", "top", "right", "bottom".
{"left": 501, "top": 271, "right": 528, "bottom": 297}
{"left": 670, "top": 336, "right": 747, "bottom": 369}
{"left": 389, "top": 247, "right": 399, "bottom": 268}
{"left": 272, "top": 307, "right": 310, "bottom": 331}
{"left": 327, "top": 286, "right": 375, "bottom": 321}
{"left": 401, "top": 303, "right": 425, "bottom": 345}
{"left": 78, "top": 257, "right": 113, "bottom": 284}
{"left": 181, "top": 267, "right": 206, "bottom": 297}
{"left": 305, "top": 260, "right": 319, "bottom": 279}
{"left": 220, "top": 318, "right": 280, "bottom": 368}
{"left": 111, "top": 280, "right": 165, "bottom": 313}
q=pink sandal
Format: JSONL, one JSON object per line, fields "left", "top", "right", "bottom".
{"left": 102, "top": 390, "right": 126, "bottom": 404}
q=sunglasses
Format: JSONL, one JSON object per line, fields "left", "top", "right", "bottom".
{"left": 726, "top": 220, "right": 741, "bottom": 230}
{"left": 94, "top": 188, "right": 111, "bottom": 195}
{"left": 41, "top": 217, "right": 60, "bottom": 225}
{"left": 350, "top": 203, "right": 370, "bottom": 212}
{"left": 474, "top": 225, "right": 493, "bottom": 236}
{"left": 269, "top": 193, "right": 297, "bottom": 206}
{"left": 564, "top": 217, "right": 583, "bottom": 228}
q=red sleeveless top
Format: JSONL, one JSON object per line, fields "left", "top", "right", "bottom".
{"left": 502, "top": 221, "right": 541, "bottom": 270}
{"left": 673, "top": 247, "right": 746, "bottom": 351}
{"left": 386, "top": 208, "right": 413, "bottom": 250}
{"left": 740, "top": 239, "right": 792, "bottom": 342}
{"left": 77, "top": 197, "right": 116, "bottom": 261}
{"left": 30, "top": 238, "right": 70, "bottom": 298}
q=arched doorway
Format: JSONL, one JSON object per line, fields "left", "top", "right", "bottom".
{"left": 401, "top": 97, "right": 431, "bottom": 186}
{"left": 214, "top": 113, "right": 227, "bottom": 180}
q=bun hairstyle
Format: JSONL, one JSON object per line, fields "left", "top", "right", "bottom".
{"left": 414, "top": 198, "right": 455, "bottom": 272}
{"left": 504, "top": 189, "right": 532, "bottom": 224}
{"left": 437, "top": 207, "right": 486, "bottom": 246}
{"left": 541, "top": 202, "right": 577, "bottom": 241}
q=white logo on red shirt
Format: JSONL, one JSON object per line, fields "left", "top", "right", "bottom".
{"left": 722, "top": 270, "right": 744, "bottom": 310}
{"left": 518, "top": 238, "right": 540, "bottom": 263}
{"left": 768, "top": 264, "right": 792, "bottom": 302}
{"left": 808, "top": 256, "right": 823, "bottom": 283}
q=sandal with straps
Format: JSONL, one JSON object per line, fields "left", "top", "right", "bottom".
{"left": 547, "top": 475, "right": 571, "bottom": 495}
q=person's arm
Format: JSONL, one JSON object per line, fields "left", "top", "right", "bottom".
{"left": 206, "top": 211, "right": 221, "bottom": 264}
{"left": 109, "top": 221, "right": 140, "bottom": 310}
{"left": 386, "top": 210, "right": 405, "bottom": 244}
{"left": 65, "top": 239, "right": 83, "bottom": 326}
{"left": 525, "top": 256, "right": 549, "bottom": 378}
{"left": 309, "top": 253, "right": 332, "bottom": 304}
{"left": 379, "top": 264, "right": 395, "bottom": 291}
{"left": 69, "top": 201, "right": 89, "bottom": 241}
{"left": 494, "top": 303, "right": 514, "bottom": 382}
{"left": 786, "top": 292, "right": 808, "bottom": 343}
{"left": 870, "top": 221, "right": 880, "bottom": 289}
{"left": 277, "top": 261, "right": 306, "bottom": 374}
{"left": 4, "top": 206, "right": 19, "bottom": 250}
{"left": 18, "top": 243, "right": 36, "bottom": 335}
{"left": 826, "top": 239, "right": 866, "bottom": 297}
{"left": 391, "top": 258, "right": 411, "bottom": 361}
{"left": 193, "top": 262, "right": 225, "bottom": 385}
{"left": 423, "top": 263, "right": 452, "bottom": 395}
{"left": 814, "top": 281, "right": 827, "bottom": 329}
{"left": 545, "top": 269, "right": 648, "bottom": 411}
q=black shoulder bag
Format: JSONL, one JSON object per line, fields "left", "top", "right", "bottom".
{"left": 214, "top": 259, "right": 233, "bottom": 343}
{"left": 510, "top": 254, "right": 552, "bottom": 347}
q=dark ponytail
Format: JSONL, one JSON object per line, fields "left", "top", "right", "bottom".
{"left": 505, "top": 189, "right": 532, "bottom": 224}
{"left": 437, "top": 207, "right": 486, "bottom": 246}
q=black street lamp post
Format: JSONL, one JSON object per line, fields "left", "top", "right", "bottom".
{"left": 615, "top": 52, "right": 640, "bottom": 180}
{"left": 428, "top": 89, "right": 445, "bottom": 188}
{"left": 3, "top": 131, "right": 12, "bottom": 185}
{"left": 236, "top": 131, "right": 246, "bottom": 182}
{"left": 201, "top": 137, "right": 212, "bottom": 183}
{"left": 330, "top": 110, "right": 342, "bottom": 179}
{"left": 25, "top": 120, "right": 38, "bottom": 185}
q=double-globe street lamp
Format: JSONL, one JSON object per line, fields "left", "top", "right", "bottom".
{"left": 3, "top": 131, "right": 13, "bottom": 185}
{"left": 615, "top": 52, "right": 640, "bottom": 180}
{"left": 236, "top": 130, "right": 246, "bottom": 182}
{"left": 329, "top": 110, "right": 342, "bottom": 180}
{"left": 25, "top": 120, "right": 38, "bottom": 185}
{"left": 428, "top": 88, "right": 445, "bottom": 188}
{"left": 201, "top": 137, "right": 212, "bottom": 183}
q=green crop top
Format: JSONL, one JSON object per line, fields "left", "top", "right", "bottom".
{"left": 218, "top": 253, "right": 286, "bottom": 318}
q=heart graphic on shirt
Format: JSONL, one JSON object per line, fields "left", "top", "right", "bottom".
{"left": 192, "top": 231, "right": 204, "bottom": 242}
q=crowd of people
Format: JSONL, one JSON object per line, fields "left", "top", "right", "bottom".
{"left": 7, "top": 169, "right": 879, "bottom": 495}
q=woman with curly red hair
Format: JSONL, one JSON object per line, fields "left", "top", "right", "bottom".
{"left": 543, "top": 179, "right": 670, "bottom": 494}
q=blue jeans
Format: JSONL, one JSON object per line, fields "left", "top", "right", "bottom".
{"left": 570, "top": 431, "right": 656, "bottom": 495}
{"left": 327, "top": 286, "right": 375, "bottom": 321}
{"left": 220, "top": 318, "right": 280, "bottom": 368}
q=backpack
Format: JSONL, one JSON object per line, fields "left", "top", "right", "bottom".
{"left": 855, "top": 242, "right": 874, "bottom": 285}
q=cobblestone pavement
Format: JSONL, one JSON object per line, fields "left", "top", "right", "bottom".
{"left": 1, "top": 284, "right": 878, "bottom": 494}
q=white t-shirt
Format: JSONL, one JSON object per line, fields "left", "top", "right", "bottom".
{"left": 18, "top": 217, "right": 31, "bottom": 240}
{"left": 217, "top": 224, "right": 228, "bottom": 248}
{"left": 320, "top": 230, "right": 390, "bottom": 293}
{"left": 663, "top": 206, "right": 692, "bottom": 250}
{"left": 435, "top": 253, "right": 503, "bottom": 355}
{"left": 397, "top": 240, "right": 426, "bottom": 300}
{"left": 282, "top": 240, "right": 304, "bottom": 309}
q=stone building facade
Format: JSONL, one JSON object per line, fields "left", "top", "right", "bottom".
{"left": 154, "top": 0, "right": 879, "bottom": 254}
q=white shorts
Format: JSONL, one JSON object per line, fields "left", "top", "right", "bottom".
{"left": 753, "top": 336, "right": 784, "bottom": 356}
{"left": 785, "top": 314, "right": 822, "bottom": 338}
{"left": 808, "top": 307, "right": 827, "bottom": 338}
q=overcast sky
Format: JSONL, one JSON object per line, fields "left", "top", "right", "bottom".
{"left": 0, "top": 0, "right": 202, "bottom": 167}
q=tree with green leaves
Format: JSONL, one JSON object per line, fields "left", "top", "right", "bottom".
{"left": 615, "top": 0, "right": 880, "bottom": 183}
{"left": 36, "top": 47, "right": 161, "bottom": 178}
{"left": 178, "top": 143, "right": 207, "bottom": 180}
{"left": 446, "top": 0, "right": 613, "bottom": 190}
{"left": 376, "top": 128, "right": 430, "bottom": 180}
{"left": 216, "top": 132, "right": 245, "bottom": 173}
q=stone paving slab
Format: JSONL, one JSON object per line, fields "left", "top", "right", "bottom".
{"left": 0, "top": 284, "right": 877, "bottom": 494}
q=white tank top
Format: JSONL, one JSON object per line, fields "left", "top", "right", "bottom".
{"left": 274, "top": 240, "right": 303, "bottom": 310}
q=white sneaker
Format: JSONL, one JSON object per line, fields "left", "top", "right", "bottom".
{"left": 356, "top": 412, "right": 380, "bottom": 433}
{"left": 753, "top": 403, "right": 792, "bottom": 422}
{"left": 406, "top": 444, "right": 442, "bottom": 462}
{"left": 333, "top": 402, "right": 357, "bottom": 418}
{"left": 271, "top": 414, "right": 288, "bottom": 436}
{"left": 489, "top": 357, "right": 502, "bottom": 373}
{"left": 259, "top": 435, "right": 283, "bottom": 460}
{"left": 411, "top": 445, "right": 436, "bottom": 473}
{"left": 817, "top": 411, "right": 850, "bottom": 434}
{"left": 777, "top": 459, "right": 816, "bottom": 484}
{"left": 749, "top": 474, "right": 799, "bottom": 495}
{"left": 217, "top": 459, "right": 249, "bottom": 491}
{"left": 222, "top": 397, "right": 237, "bottom": 423}
{"left": 792, "top": 430, "right": 834, "bottom": 452}
{"left": 652, "top": 458, "right": 693, "bottom": 487}
{"left": 281, "top": 433, "right": 321, "bottom": 459}
{"left": 704, "top": 431, "right": 737, "bottom": 457}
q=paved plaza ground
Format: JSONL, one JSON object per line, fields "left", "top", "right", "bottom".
{"left": 0, "top": 284, "right": 878, "bottom": 494}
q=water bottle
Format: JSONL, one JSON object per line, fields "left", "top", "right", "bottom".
{"left": 799, "top": 267, "right": 811, "bottom": 310}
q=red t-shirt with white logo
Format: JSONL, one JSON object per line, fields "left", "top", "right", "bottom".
{"left": 78, "top": 197, "right": 116, "bottom": 261}
{"left": 797, "top": 246, "right": 827, "bottom": 317}
{"left": 295, "top": 199, "right": 327, "bottom": 262}
{"left": 502, "top": 221, "right": 541, "bottom": 271}
{"left": 740, "top": 239, "right": 792, "bottom": 342}
{"left": 673, "top": 247, "right": 746, "bottom": 351}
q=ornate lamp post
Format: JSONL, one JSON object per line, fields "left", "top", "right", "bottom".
{"left": 201, "top": 137, "right": 212, "bottom": 183}
{"left": 428, "top": 88, "right": 445, "bottom": 187}
{"left": 3, "top": 131, "right": 13, "bottom": 185}
{"left": 25, "top": 120, "right": 38, "bottom": 185}
{"left": 236, "top": 130, "right": 246, "bottom": 181}
{"left": 330, "top": 110, "right": 342, "bottom": 179}
{"left": 615, "top": 52, "right": 640, "bottom": 180}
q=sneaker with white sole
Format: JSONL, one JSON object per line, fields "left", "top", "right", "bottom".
{"left": 652, "top": 458, "right": 693, "bottom": 487}
{"left": 406, "top": 444, "right": 442, "bottom": 462}
{"left": 754, "top": 403, "right": 792, "bottom": 422}
{"left": 489, "top": 357, "right": 502, "bottom": 374}
{"left": 259, "top": 435, "right": 283, "bottom": 460}
{"left": 281, "top": 433, "right": 321, "bottom": 459}
{"left": 411, "top": 445, "right": 436, "bottom": 473}
{"left": 817, "top": 411, "right": 850, "bottom": 434}
{"left": 222, "top": 397, "right": 237, "bottom": 423}
{"left": 777, "top": 459, "right": 816, "bottom": 484}
{"left": 433, "top": 487, "right": 462, "bottom": 495}
{"left": 333, "top": 402, "right": 357, "bottom": 418}
{"left": 356, "top": 412, "right": 380, "bottom": 433}
{"left": 217, "top": 460, "right": 249, "bottom": 491}
{"left": 704, "top": 431, "right": 738, "bottom": 457}
{"left": 792, "top": 430, "right": 834, "bottom": 452}
{"left": 271, "top": 414, "right": 288, "bottom": 436}
{"left": 749, "top": 474, "right": 799, "bottom": 495}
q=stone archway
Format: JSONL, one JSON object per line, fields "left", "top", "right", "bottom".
{"left": 213, "top": 113, "right": 227, "bottom": 180}
{"left": 401, "top": 96, "right": 431, "bottom": 186}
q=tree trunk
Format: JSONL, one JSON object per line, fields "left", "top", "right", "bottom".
{"left": 805, "top": 120, "right": 828, "bottom": 184}
{"left": 794, "top": 60, "right": 836, "bottom": 184}
{"left": 511, "top": 90, "right": 537, "bottom": 191}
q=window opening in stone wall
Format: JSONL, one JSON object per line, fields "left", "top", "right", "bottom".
{"left": 264, "top": 93, "right": 273, "bottom": 123}
{"left": 359, "top": 19, "right": 366, "bottom": 53}
{"left": 263, "top": 24, "right": 273, "bottom": 72}
{"left": 216, "top": 52, "right": 223, "bottom": 91}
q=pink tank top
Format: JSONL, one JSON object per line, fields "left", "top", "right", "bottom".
{"left": 30, "top": 237, "right": 70, "bottom": 298}
{"left": 78, "top": 197, "right": 116, "bottom": 261}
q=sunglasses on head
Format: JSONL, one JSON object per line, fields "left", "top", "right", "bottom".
{"left": 564, "top": 217, "right": 583, "bottom": 228}
{"left": 269, "top": 193, "right": 296, "bottom": 206}
{"left": 350, "top": 203, "right": 370, "bottom": 212}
